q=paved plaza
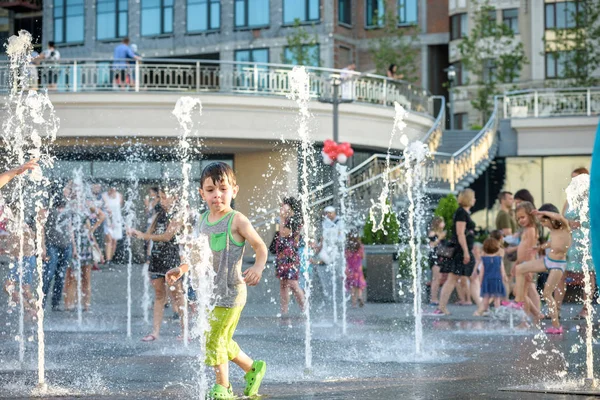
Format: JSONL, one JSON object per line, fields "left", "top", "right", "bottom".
{"left": 0, "top": 263, "right": 599, "bottom": 399}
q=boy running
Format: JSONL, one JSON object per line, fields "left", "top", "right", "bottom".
{"left": 166, "top": 162, "right": 267, "bottom": 399}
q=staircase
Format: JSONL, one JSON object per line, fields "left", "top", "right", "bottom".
{"left": 251, "top": 96, "right": 502, "bottom": 229}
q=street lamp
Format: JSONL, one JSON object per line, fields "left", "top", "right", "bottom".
{"left": 318, "top": 77, "right": 355, "bottom": 208}
{"left": 445, "top": 65, "right": 456, "bottom": 130}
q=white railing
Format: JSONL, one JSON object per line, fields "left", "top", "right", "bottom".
{"left": 0, "top": 58, "right": 430, "bottom": 112}
{"left": 503, "top": 87, "right": 600, "bottom": 118}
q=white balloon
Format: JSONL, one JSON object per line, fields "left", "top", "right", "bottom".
{"left": 337, "top": 154, "right": 348, "bottom": 164}
{"left": 322, "top": 153, "right": 333, "bottom": 165}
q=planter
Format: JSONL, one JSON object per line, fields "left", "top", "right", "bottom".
{"left": 364, "top": 244, "right": 400, "bottom": 303}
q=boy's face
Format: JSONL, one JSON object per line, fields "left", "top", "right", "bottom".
{"left": 159, "top": 190, "right": 175, "bottom": 210}
{"left": 199, "top": 176, "right": 238, "bottom": 212}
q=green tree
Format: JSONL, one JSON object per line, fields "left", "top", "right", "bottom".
{"left": 282, "top": 19, "right": 320, "bottom": 67}
{"left": 368, "top": 12, "right": 419, "bottom": 82}
{"left": 458, "top": 0, "right": 527, "bottom": 124}
{"left": 543, "top": 0, "right": 600, "bottom": 86}
{"left": 434, "top": 194, "right": 459, "bottom": 236}
{"left": 362, "top": 206, "right": 400, "bottom": 245}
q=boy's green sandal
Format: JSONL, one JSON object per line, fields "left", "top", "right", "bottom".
{"left": 207, "top": 383, "right": 236, "bottom": 400}
{"left": 243, "top": 360, "right": 267, "bottom": 397}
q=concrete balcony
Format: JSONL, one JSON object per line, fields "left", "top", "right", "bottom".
{"left": 501, "top": 87, "right": 600, "bottom": 156}
{"left": 0, "top": 59, "right": 436, "bottom": 151}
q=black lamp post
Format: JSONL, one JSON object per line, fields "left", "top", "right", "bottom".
{"left": 318, "top": 77, "right": 354, "bottom": 208}
{"left": 445, "top": 65, "right": 456, "bottom": 130}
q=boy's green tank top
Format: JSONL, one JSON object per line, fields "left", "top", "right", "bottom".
{"left": 200, "top": 210, "right": 246, "bottom": 308}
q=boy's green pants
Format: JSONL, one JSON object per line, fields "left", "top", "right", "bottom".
{"left": 205, "top": 306, "right": 243, "bottom": 366}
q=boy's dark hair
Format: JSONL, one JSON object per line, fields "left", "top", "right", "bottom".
{"left": 539, "top": 203, "right": 559, "bottom": 214}
{"left": 200, "top": 162, "right": 236, "bottom": 188}
{"left": 48, "top": 41, "right": 55, "bottom": 48}
{"left": 538, "top": 203, "right": 563, "bottom": 229}
{"left": 149, "top": 186, "right": 159, "bottom": 194}
{"left": 483, "top": 237, "right": 501, "bottom": 254}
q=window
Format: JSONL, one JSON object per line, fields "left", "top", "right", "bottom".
{"left": 284, "top": 0, "right": 319, "bottom": 24}
{"left": 339, "top": 46, "right": 352, "bottom": 67}
{"left": 97, "top": 0, "right": 128, "bottom": 40}
{"left": 545, "top": 1, "right": 578, "bottom": 29}
{"left": 397, "top": 0, "right": 417, "bottom": 25}
{"left": 483, "top": 59, "right": 497, "bottom": 83}
{"left": 339, "top": 0, "right": 351, "bottom": 25}
{"left": 502, "top": 8, "right": 518, "bottom": 34}
{"left": 545, "top": 51, "right": 573, "bottom": 78}
{"left": 284, "top": 45, "right": 320, "bottom": 67}
{"left": 54, "top": 0, "right": 84, "bottom": 44}
{"left": 235, "top": 0, "right": 269, "bottom": 28}
{"left": 141, "top": 0, "right": 173, "bottom": 36}
{"left": 235, "top": 48, "right": 269, "bottom": 64}
{"left": 451, "top": 61, "right": 467, "bottom": 86}
{"left": 188, "top": 0, "right": 220, "bottom": 32}
{"left": 481, "top": 9, "right": 496, "bottom": 36}
{"left": 365, "top": 0, "right": 384, "bottom": 28}
{"left": 450, "top": 13, "right": 467, "bottom": 40}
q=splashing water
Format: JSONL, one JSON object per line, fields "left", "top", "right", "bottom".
{"left": 172, "top": 96, "right": 203, "bottom": 347}
{"left": 336, "top": 163, "right": 349, "bottom": 335}
{"left": 287, "top": 66, "right": 314, "bottom": 370}
{"left": 141, "top": 262, "right": 151, "bottom": 324}
{"left": 188, "top": 234, "right": 215, "bottom": 398}
{"left": 565, "top": 173, "right": 595, "bottom": 385}
{"left": 72, "top": 168, "right": 85, "bottom": 328}
{"left": 124, "top": 169, "right": 139, "bottom": 338}
{"left": 2, "top": 29, "right": 59, "bottom": 391}
{"left": 368, "top": 102, "right": 408, "bottom": 233}
{"left": 402, "top": 138, "right": 429, "bottom": 354}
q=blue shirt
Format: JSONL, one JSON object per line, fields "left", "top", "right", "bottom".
{"left": 113, "top": 44, "right": 136, "bottom": 68}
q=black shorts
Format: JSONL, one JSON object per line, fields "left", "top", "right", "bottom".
{"left": 449, "top": 250, "right": 475, "bottom": 276}
{"left": 114, "top": 69, "right": 127, "bottom": 82}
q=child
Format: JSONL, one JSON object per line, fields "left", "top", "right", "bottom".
{"left": 64, "top": 204, "right": 105, "bottom": 312}
{"left": 509, "top": 201, "right": 542, "bottom": 316}
{"left": 345, "top": 230, "right": 366, "bottom": 308}
{"left": 474, "top": 238, "right": 507, "bottom": 316}
{"left": 427, "top": 216, "right": 447, "bottom": 305}
{"left": 166, "top": 162, "right": 268, "bottom": 400}
{"left": 514, "top": 206, "right": 571, "bottom": 333}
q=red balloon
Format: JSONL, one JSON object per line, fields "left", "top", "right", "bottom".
{"left": 326, "top": 150, "right": 338, "bottom": 159}
{"left": 347, "top": 148, "right": 354, "bottom": 156}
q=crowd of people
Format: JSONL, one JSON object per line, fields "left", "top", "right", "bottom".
{"left": 428, "top": 168, "right": 593, "bottom": 335}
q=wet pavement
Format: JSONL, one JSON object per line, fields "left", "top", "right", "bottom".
{"left": 1, "top": 263, "right": 599, "bottom": 399}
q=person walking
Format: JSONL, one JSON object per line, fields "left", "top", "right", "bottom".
{"left": 102, "top": 185, "right": 124, "bottom": 265}
{"left": 113, "top": 38, "right": 141, "bottom": 89}
{"left": 436, "top": 189, "right": 481, "bottom": 315}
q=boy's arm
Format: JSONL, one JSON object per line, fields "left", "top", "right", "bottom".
{"left": 90, "top": 208, "right": 106, "bottom": 233}
{"left": 235, "top": 213, "right": 267, "bottom": 286}
{"left": 533, "top": 210, "right": 570, "bottom": 229}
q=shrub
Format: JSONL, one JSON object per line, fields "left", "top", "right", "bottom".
{"left": 434, "top": 194, "right": 459, "bottom": 236}
{"left": 362, "top": 207, "right": 400, "bottom": 245}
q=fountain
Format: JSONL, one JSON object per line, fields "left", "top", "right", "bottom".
{"left": 287, "top": 66, "right": 315, "bottom": 371}
{"left": 400, "top": 136, "right": 429, "bottom": 355}
{"left": 71, "top": 168, "right": 85, "bottom": 328}
{"left": 123, "top": 169, "right": 139, "bottom": 339}
{"left": 2, "top": 30, "right": 58, "bottom": 392}
{"left": 565, "top": 173, "right": 596, "bottom": 388}
{"left": 172, "top": 96, "right": 203, "bottom": 346}
{"left": 336, "top": 163, "right": 349, "bottom": 335}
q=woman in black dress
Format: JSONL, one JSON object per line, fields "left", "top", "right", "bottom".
{"left": 436, "top": 189, "right": 481, "bottom": 315}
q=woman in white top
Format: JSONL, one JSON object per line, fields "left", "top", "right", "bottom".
{"left": 102, "top": 185, "right": 124, "bottom": 263}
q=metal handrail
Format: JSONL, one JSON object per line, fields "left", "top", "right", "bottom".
{"left": 503, "top": 87, "right": 600, "bottom": 118}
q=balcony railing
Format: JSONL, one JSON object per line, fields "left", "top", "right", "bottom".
{"left": 0, "top": 58, "right": 430, "bottom": 113}
{"left": 503, "top": 87, "right": 600, "bottom": 118}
